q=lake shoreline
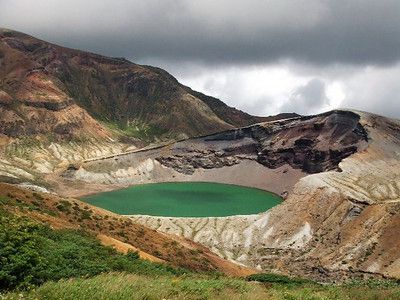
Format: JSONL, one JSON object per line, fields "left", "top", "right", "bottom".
{"left": 82, "top": 181, "right": 283, "bottom": 218}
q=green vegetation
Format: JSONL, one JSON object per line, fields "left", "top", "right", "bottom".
{"left": 244, "top": 273, "right": 400, "bottom": 300}
{"left": 102, "top": 121, "right": 167, "bottom": 142}
{"left": 1, "top": 273, "right": 252, "bottom": 300}
{"left": 0, "top": 209, "right": 184, "bottom": 291}
{"left": 247, "top": 273, "right": 312, "bottom": 285}
{"left": 266, "top": 283, "right": 400, "bottom": 300}
{"left": 82, "top": 182, "right": 283, "bottom": 217}
{"left": 3, "top": 273, "right": 400, "bottom": 300}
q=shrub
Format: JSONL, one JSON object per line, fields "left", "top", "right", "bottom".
{"left": 0, "top": 196, "right": 9, "bottom": 205}
{"left": 126, "top": 250, "right": 140, "bottom": 260}
{"left": 56, "top": 200, "right": 72, "bottom": 213}
{"left": 246, "top": 273, "right": 312, "bottom": 285}
{"left": 80, "top": 210, "right": 92, "bottom": 220}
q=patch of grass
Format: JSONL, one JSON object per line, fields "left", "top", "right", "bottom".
{"left": 345, "top": 278, "right": 400, "bottom": 289}
{"left": 1, "top": 273, "right": 254, "bottom": 300}
{"left": 102, "top": 120, "right": 167, "bottom": 142}
{"left": 0, "top": 193, "right": 56, "bottom": 217}
{"left": 267, "top": 283, "right": 400, "bottom": 300}
{"left": 32, "top": 192, "right": 44, "bottom": 201}
{"left": 80, "top": 209, "right": 92, "bottom": 220}
{"left": 4, "top": 273, "right": 400, "bottom": 300}
{"left": 0, "top": 196, "right": 9, "bottom": 205}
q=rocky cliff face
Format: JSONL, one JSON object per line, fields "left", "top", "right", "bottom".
{"left": 156, "top": 110, "right": 368, "bottom": 175}
{"left": 0, "top": 28, "right": 278, "bottom": 142}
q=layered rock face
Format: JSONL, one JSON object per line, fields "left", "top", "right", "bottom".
{"left": 155, "top": 110, "right": 368, "bottom": 175}
{"left": 0, "top": 32, "right": 110, "bottom": 140}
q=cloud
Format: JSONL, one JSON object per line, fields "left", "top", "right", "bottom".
{"left": 340, "top": 63, "right": 400, "bottom": 119}
{"left": 281, "top": 79, "right": 330, "bottom": 115}
{"left": 0, "top": 0, "right": 399, "bottom": 118}
{"left": 175, "top": 64, "right": 313, "bottom": 116}
{"left": 169, "top": 62, "right": 400, "bottom": 118}
{"left": 1, "top": 0, "right": 400, "bottom": 66}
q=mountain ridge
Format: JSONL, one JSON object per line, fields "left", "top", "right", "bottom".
{"left": 0, "top": 28, "right": 297, "bottom": 143}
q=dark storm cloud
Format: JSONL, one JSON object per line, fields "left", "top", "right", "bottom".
{"left": 1, "top": 0, "right": 400, "bottom": 66}
{"left": 0, "top": 0, "right": 399, "bottom": 119}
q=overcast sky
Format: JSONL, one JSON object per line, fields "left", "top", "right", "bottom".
{"left": 1, "top": 0, "right": 399, "bottom": 118}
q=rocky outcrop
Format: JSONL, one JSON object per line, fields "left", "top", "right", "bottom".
{"left": 156, "top": 150, "right": 242, "bottom": 175}
{"left": 0, "top": 102, "right": 110, "bottom": 139}
{"left": 154, "top": 110, "right": 368, "bottom": 175}
{"left": 20, "top": 98, "right": 73, "bottom": 111}
{"left": 256, "top": 110, "right": 368, "bottom": 173}
{"left": 0, "top": 90, "right": 12, "bottom": 104}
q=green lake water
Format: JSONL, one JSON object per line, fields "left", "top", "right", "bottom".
{"left": 82, "top": 182, "right": 282, "bottom": 217}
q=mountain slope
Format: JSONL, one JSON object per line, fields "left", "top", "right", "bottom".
{"left": 0, "top": 28, "right": 277, "bottom": 141}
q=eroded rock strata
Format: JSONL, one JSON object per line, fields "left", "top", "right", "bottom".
{"left": 155, "top": 110, "right": 368, "bottom": 175}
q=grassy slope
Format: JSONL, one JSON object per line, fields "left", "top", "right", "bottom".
{"left": 3, "top": 273, "right": 400, "bottom": 300}
{"left": 0, "top": 208, "right": 184, "bottom": 290}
